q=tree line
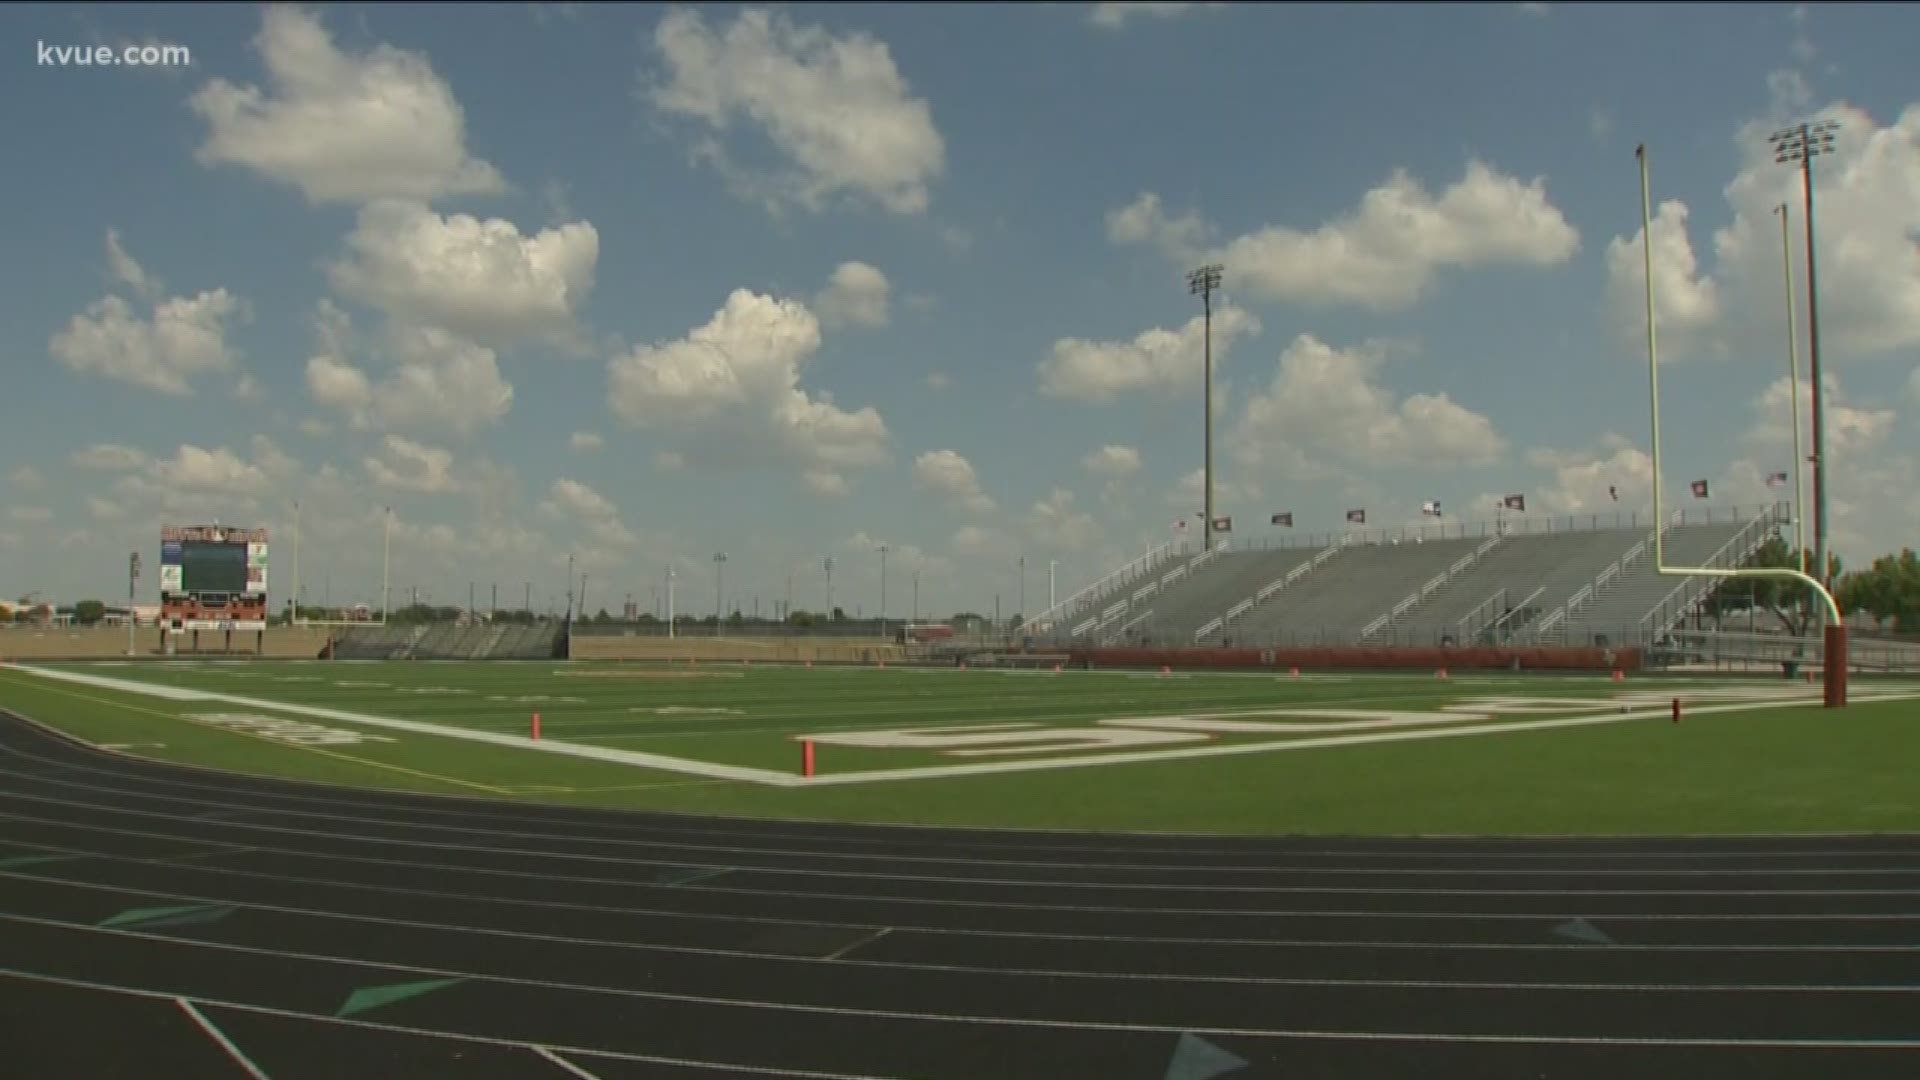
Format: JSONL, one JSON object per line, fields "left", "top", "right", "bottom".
{"left": 1704, "top": 536, "right": 1920, "bottom": 635}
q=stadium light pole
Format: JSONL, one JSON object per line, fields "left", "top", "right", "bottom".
{"left": 1637, "top": 142, "right": 1844, "bottom": 706}
{"left": 1772, "top": 203, "right": 1808, "bottom": 580}
{"left": 290, "top": 500, "right": 300, "bottom": 626}
{"left": 825, "top": 556, "right": 834, "bottom": 620}
{"left": 666, "top": 566, "right": 676, "bottom": 638}
{"left": 565, "top": 553, "right": 576, "bottom": 625}
{"left": 877, "top": 544, "right": 889, "bottom": 640}
{"left": 1188, "top": 263, "right": 1224, "bottom": 552}
{"left": 1049, "top": 560, "right": 1056, "bottom": 611}
{"left": 1770, "top": 119, "right": 1839, "bottom": 611}
{"left": 1018, "top": 555, "right": 1025, "bottom": 624}
{"left": 380, "top": 506, "right": 391, "bottom": 625}
{"left": 912, "top": 568, "right": 920, "bottom": 623}
{"left": 713, "top": 552, "right": 727, "bottom": 632}
{"left": 126, "top": 551, "right": 139, "bottom": 656}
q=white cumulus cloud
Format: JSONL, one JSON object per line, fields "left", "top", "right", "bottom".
{"left": 329, "top": 200, "right": 598, "bottom": 346}
{"left": 607, "top": 288, "right": 890, "bottom": 492}
{"left": 648, "top": 7, "right": 945, "bottom": 214}
{"left": 1232, "top": 334, "right": 1507, "bottom": 471}
{"left": 50, "top": 231, "right": 245, "bottom": 396}
{"left": 1603, "top": 199, "right": 1724, "bottom": 358}
{"left": 913, "top": 450, "right": 995, "bottom": 514}
{"left": 1041, "top": 307, "right": 1260, "bottom": 402}
{"left": 363, "top": 435, "right": 461, "bottom": 493}
{"left": 189, "top": 5, "right": 504, "bottom": 203}
{"left": 1600, "top": 97, "right": 1920, "bottom": 361}
{"left": 815, "top": 261, "right": 891, "bottom": 328}
{"left": 1113, "top": 161, "right": 1580, "bottom": 309}
{"left": 1082, "top": 445, "right": 1142, "bottom": 478}
{"left": 1088, "top": 3, "right": 1224, "bottom": 29}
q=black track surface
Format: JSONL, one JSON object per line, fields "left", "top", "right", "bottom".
{"left": 3, "top": 711, "right": 1918, "bottom": 1079}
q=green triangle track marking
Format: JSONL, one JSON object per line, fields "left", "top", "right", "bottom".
{"left": 0, "top": 855, "right": 82, "bottom": 870}
{"left": 98, "top": 904, "right": 236, "bottom": 930}
{"left": 1553, "top": 917, "right": 1615, "bottom": 945}
{"left": 654, "top": 866, "right": 731, "bottom": 886}
{"left": 1165, "top": 1032, "right": 1249, "bottom": 1080}
{"left": 335, "top": 978, "right": 465, "bottom": 1018}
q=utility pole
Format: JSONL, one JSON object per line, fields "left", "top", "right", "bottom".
{"left": 912, "top": 568, "right": 920, "bottom": 623}
{"left": 1049, "top": 559, "right": 1057, "bottom": 610}
{"left": 565, "top": 553, "right": 575, "bottom": 624}
{"left": 1770, "top": 119, "right": 1838, "bottom": 614}
{"left": 491, "top": 582, "right": 497, "bottom": 617}
{"left": 291, "top": 500, "right": 300, "bottom": 626}
{"left": 785, "top": 573, "right": 793, "bottom": 622}
{"left": 825, "top": 556, "right": 834, "bottom": 619}
{"left": 1189, "top": 263, "right": 1224, "bottom": 552}
{"left": 713, "top": 552, "right": 727, "bottom": 633}
{"left": 667, "top": 566, "right": 676, "bottom": 638}
{"left": 524, "top": 581, "right": 531, "bottom": 614}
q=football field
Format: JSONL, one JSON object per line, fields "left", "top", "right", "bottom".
{"left": 3, "top": 659, "right": 1919, "bottom": 835}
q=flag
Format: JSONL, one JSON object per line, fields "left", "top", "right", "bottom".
{"left": 1173, "top": 519, "right": 1187, "bottom": 531}
{"left": 1691, "top": 479, "right": 1710, "bottom": 499}
{"left": 1766, "top": 471, "right": 1788, "bottom": 488}
{"left": 1346, "top": 509, "right": 1366, "bottom": 524}
{"left": 1211, "top": 516, "right": 1232, "bottom": 532}
{"left": 1608, "top": 485, "right": 1618, "bottom": 502}
{"left": 1503, "top": 494, "right": 1526, "bottom": 512}
{"left": 1421, "top": 500, "right": 1442, "bottom": 517}
{"left": 1270, "top": 512, "right": 1293, "bottom": 527}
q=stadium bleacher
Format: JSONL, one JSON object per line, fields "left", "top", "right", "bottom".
{"left": 1122, "top": 547, "right": 1326, "bottom": 644}
{"left": 328, "top": 622, "right": 564, "bottom": 660}
{"left": 1059, "top": 504, "right": 1789, "bottom": 649}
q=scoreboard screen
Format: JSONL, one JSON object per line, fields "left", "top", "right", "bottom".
{"left": 179, "top": 541, "right": 249, "bottom": 594}
{"left": 159, "top": 527, "right": 267, "bottom": 599}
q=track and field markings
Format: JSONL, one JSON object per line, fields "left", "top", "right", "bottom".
{"left": 1553, "top": 918, "right": 1616, "bottom": 946}
{"left": 823, "top": 927, "right": 893, "bottom": 961}
{"left": 99, "top": 903, "right": 235, "bottom": 931}
{"left": 532, "top": 1046, "right": 603, "bottom": 1080}
{"left": 1165, "top": 1032, "right": 1248, "bottom": 1080}
{"left": 9, "top": 967, "right": 894, "bottom": 1080}
{"left": 176, "top": 998, "right": 272, "bottom": 1080}
{"left": 335, "top": 977, "right": 464, "bottom": 1018}
{"left": 12, "top": 919, "right": 1920, "bottom": 1048}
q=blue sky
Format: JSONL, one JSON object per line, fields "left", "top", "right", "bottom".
{"left": 3, "top": 1, "right": 1918, "bottom": 618}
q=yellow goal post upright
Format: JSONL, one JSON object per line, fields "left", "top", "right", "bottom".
{"left": 1637, "top": 145, "right": 1846, "bottom": 707}
{"left": 289, "top": 503, "right": 394, "bottom": 630}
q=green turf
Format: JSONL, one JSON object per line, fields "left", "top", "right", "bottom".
{"left": 3, "top": 660, "right": 1918, "bottom": 835}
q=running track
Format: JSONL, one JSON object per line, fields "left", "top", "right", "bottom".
{"left": 2, "top": 711, "right": 1917, "bottom": 1079}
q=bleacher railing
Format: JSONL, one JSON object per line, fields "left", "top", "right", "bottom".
{"left": 1025, "top": 539, "right": 1185, "bottom": 637}
{"left": 1198, "top": 534, "right": 1355, "bottom": 642}
{"left": 1359, "top": 534, "right": 1503, "bottom": 642}
{"left": 1531, "top": 509, "right": 1696, "bottom": 642}
{"left": 1636, "top": 504, "right": 1787, "bottom": 642}
{"left": 1177, "top": 505, "right": 1780, "bottom": 553}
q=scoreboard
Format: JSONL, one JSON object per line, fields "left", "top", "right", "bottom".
{"left": 160, "top": 525, "right": 268, "bottom": 632}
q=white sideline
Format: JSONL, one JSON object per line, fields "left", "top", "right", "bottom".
{"left": 6, "top": 663, "right": 1916, "bottom": 790}
{"left": 2, "top": 664, "right": 798, "bottom": 786}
